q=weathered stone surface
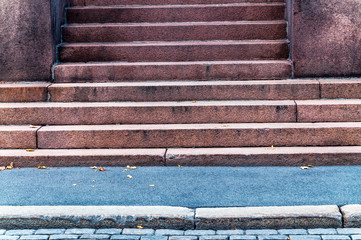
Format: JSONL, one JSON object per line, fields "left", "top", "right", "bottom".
{"left": 0, "top": 206, "right": 194, "bottom": 229}
{"left": 291, "top": 0, "right": 361, "bottom": 77}
{"left": 341, "top": 205, "right": 361, "bottom": 228}
{"left": 195, "top": 205, "right": 342, "bottom": 229}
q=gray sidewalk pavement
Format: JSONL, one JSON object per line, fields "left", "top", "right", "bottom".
{"left": 1, "top": 166, "right": 361, "bottom": 207}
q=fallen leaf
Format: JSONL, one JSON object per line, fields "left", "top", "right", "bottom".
{"left": 0, "top": 166, "right": 5, "bottom": 171}
{"left": 29, "top": 125, "right": 38, "bottom": 128}
{"left": 271, "top": 145, "right": 274, "bottom": 150}
{"left": 178, "top": 164, "right": 182, "bottom": 168}
{"left": 192, "top": 100, "right": 197, "bottom": 103}
{"left": 72, "top": 184, "right": 77, "bottom": 186}
{"left": 308, "top": 164, "right": 314, "bottom": 168}
{"left": 127, "top": 175, "right": 133, "bottom": 178}
{"left": 149, "top": 185, "right": 155, "bottom": 187}
{"left": 26, "top": 149, "right": 35, "bottom": 152}
{"left": 300, "top": 166, "right": 309, "bottom": 170}
{"left": 98, "top": 167, "right": 105, "bottom": 171}
{"left": 222, "top": 125, "right": 229, "bottom": 127}
{"left": 38, "top": 165, "right": 48, "bottom": 169}
{"left": 91, "top": 185, "right": 95, "bottom": 188}
{"left": 6, "top": 162, "right": 14, "bottom": 170}
{"left": 137, "top": 226, "right": 143, "bottom": 229}
{"left": 231, "top": 228, "right": 237, "bottom": 230}
{"left": 90, "top": 166, "right": 98, "bottom": 169}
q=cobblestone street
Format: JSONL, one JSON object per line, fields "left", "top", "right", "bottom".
{"left": 1, "top": 228, "right": 361, "bottom": 240}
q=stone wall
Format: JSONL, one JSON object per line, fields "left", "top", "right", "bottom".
{"left": 290, "top": 0, "right": 361, "bottom": 78}
{"left": 0, "top": 0, "right": 69, "bottom": 82}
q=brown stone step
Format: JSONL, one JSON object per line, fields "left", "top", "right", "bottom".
{"left": 0, "top": 83, "right": 49, "bottom": 102}
{"left": 320, "top": 79, "right": 361, "bottom": 99}
{"left": 166, "top": 146, "right": 361, "bottom": 166}
{"left": 62, "top": 21, "right": 287, "bottom": 43}
{"left": 67, "top": 4, "right": 285, "bottom": 24}
{"left": 0, "top": 100, "right": 296, "bottom": 125}
{"left": 37, "top": 122, "right": 361, "bottom": 149}
{"left": 71, "top": 0, "right": 284, "bottom": 7}
{"left": 58, "top": 40, "right": 289, "bottom": 63}
{"left": 53, "top": 60, "right": 292, "bottom": 82}
{"left": 49, "top": 80, "right": 319, "bottom": 102}
{"left": 2, "top": 146, "right": 361, "bottom": 167}
{"left": 0, "top": 126, "right": 39, "bottom": 149}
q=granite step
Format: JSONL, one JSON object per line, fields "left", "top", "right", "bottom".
{"left": 66, "top": 4, "right": 285, "bottom": 24}
{"left": 70, "top": 0, "right": 284, "bottom": 7}
{"left": 62, "top": 21, "right": 287, "bottom": 43}
{"left": 36, "top": 122, "right": 361, "bottom": 148}
{"left": 53, "top": 60, "right": 292, "bottom": 82}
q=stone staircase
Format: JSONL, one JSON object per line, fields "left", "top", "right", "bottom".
{"left": 1, "top": 0, "right": 361, "bottom": 167}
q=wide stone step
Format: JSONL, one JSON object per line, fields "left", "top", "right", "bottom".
{"left": 48, "top": 80, "right": 320, "bottom": 102}
{"left": 37, "top": 122, "right": 361, "bottom": 148}
{"left": 70, "top": 0, "right": 284, "bottom": 7}
{"left": 62, "top": 21, "right": 287, "bottom": 43}
{"left": 66, "top": 4, "right": 285, "bottom": 24}
{"left": 0, "top": 125, "right": 39, "bottom": 149}
{"left": 0, "top": 83, "right": 49, "bottom": 102}
{"left": 0, "top": 100, "right": 296, "bottom": 125}
{"left": 53, "top": 60, "right": 292, "bottom": 82}
{"left": 1, "top": 146, "right": 361, "bottom": 167}
{"left": 58, "top": 40, "right": 289, "bottom": 63}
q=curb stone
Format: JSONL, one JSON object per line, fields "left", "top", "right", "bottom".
{"left": 0, "top": 205, "right": 360, "bottom": 230}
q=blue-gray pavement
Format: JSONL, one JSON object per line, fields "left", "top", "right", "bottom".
{"left": 0, "top": 166, "right": 360, "bottom": 207}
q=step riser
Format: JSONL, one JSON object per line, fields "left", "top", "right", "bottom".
{"left": 71, "top": 0, "right": 284, "bottom": 7}
{"left": 0, "top": 84, "right": 48, "bottom": 102}
{"left": 0, "top": 103, "right": 295, "bottom": 125}
{"left": 37, "top": 125, "right": 361, "bottom": 148}
{"left": 59, "top": 42, "right": 289, "bottom": 63}
{"left": 53, "top": 61, "right": 292, "bottom": 82}
{"left": 62, "top": 22, "right": 287, "bottom": 42}
{"left": 67, "top": 5, "right": 285, "bottom": 24}
{"left": 0, "top": 127, "right": 38, "bottom": 149}
{"left": 48, "top": 81, "right": 319, "bottom": 102}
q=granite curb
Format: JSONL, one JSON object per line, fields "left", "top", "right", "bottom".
{"left": 0, "top": 205, "right": 360, "bottom": 229}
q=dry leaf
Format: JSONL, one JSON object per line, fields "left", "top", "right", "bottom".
{"left": 178, "top": 164, "right": 182, "bottom": 168}
{"left": 137, "top": 226, "right": 144, "bottom": 229}
{"left": 127, "top": 175, "right": 133, "bottom": 178}
{"left": 38, "top": 165, "right": 47, "bottom": 169}
{"left": 271, "top": 145, "right": 274, "bottom": 150}
{"left": 149, "top": 185, "right": 155, "bottom": 187}
{"left": 6, "top": 162, "right": 14, "bottom": 170}
{"left": 231, "top": 228, "right": 237, "bottom": 230}
{"left": 29, "top": 125, "right": 38, "bottom": 128}
{"left": 90, "top": 166, "right": 98, "bottom": 169}
{"left": 0, "top": 166, "right": 5, "bottom": 171}
{"left": 72, "top": 184, "right": 77, "bottom": 186}
{"left": 192, "top": 101, "right": 197, "bottom": 103}
{"left": 300, "top": 166, "right": 309, "bottom": 170}
{"left": 98, "top": 167, "right": 105, "bottom": 171}
{"left": 308, "top": 164, "right": 314, "bottom": 168}
{"left": 26, "top": 149, "right": 35, "bottom": 152}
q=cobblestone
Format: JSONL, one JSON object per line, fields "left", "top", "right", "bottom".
{"left": 35, "top": 230, "right": 65, "bottom": 235}
{"left": 19, "top": 236, "right": 49, "bottom": 240}
{"left": 140, "top": 236, "right": 167, "bottom": 240}
{"left": 95, "top": 230, "right": 122, "bottom": 235}
{"left": 184, "top": 231, "right": 215, "bottom": 236}
{"left": 321, "top": 236, "right": 351, "bottom": 240}
{"left": 168, "top": 237, "right": 197, "bottom": 240}
{"left": 6, "top": 231, "right": 35, "bottom": 236}
{"left": 337, "top": 229, "right": 361, "bottom": 235}
{"left": 289, "top": 235, "right": 321, "bottom": 240}
{"left": 49, "top": 235, "right": 79, "bottom": 240}
{"left": 64, "top": 230, "right": 95, "bottom": 235}
{"left": 122, "top": 230, "right": 154, "bottom": 236}
{"left": 111, "top": 236, "right": 140, "bottom": 240}
{"left": 154, "top": 230, "right": 183, "bottom": 236}
{"left": 245, "top": 230, "right": 278, "bottom": 235}
{"left": 277, "top": 229, "right": 307, "bottom": 235}
{"left": 308, "top": 229, "right": 337, "bottom": 235}
{"left": 0, "top": 236, "right": 20, "bottom": 240}
{"left": 198, "top": 235, "right": 227, "bottom": 240}
{"left": 351, "top": 236, "right": 361, "bottom": 240}
{"left": 0, "top": 231, "right": 6, "bottom": 235}
{"left": 229, "top": 236, "right": 256, "bottom": 240}
{"left": 79, "top": 235, "right": 110, "bottom": 239}
{"left": 258, "top": 236, "right": 288, "bottom": 240}
{"left": 216, "top": 230, "right": 244, "bottom": 235}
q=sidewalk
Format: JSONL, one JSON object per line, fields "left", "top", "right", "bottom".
{"left": 1, "top": 166, "right": 361, "bottom": 230}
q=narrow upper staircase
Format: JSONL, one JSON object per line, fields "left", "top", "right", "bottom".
{"left": 1, "top": 0, "right": 361, "bottom": 167}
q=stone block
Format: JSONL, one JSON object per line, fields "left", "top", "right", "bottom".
{"left": 308, "top": 229, "right": 337, "bottom": 235}
{"left": 35, "top": 229, "right": 65, "bottom": 235}
{"left": 337, "top": 228, "right": 361, "bottom": 235}
{"left": 277, "top": 229, "right": 307, "bottom": 235}
{"left": 245, "top": 230, "right": 278, "bottom": 235}
{"left": 20, "top": 236, "right": 49, "bottom": 240}
{"left": 121, "top": 230, "right": 154, "bottom": 236}
{"left": 184, "top": 231, "right": 215, "bottom": 236}
{"left": 154, "top": 230, "right": 183, "bottom": 236}
{"left": 95, "top": 230, "right": 122, "bottom": 235}
{"left": 6, "top": 231, "right": 35, "bottom": 236}
{"left": 341, "top": 205, "right": 361, "bottom": 227}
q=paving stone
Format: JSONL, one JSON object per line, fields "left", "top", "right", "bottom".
{"left": 277, "top": 229, "right": 307, "bottom": 235}
{"left": 321, "top": 236, "right": 351, "bottom": 240}
{"left": 341, "top": 205, "right": 361, "bottom": 228}
{"left": 229, "top": 236, "right": 256, "bottom": 240}
{"left": 308, "top": 229, "right": 337, "bottom": 235}
{"left": 79, "top": 235, "right": 110, "bottom": 239}
{"left": 289, "top": 235, "right": 321, "bottom": 240}
{"left": 337, "top": 229, "right": 361, "bottom": 235}
{"left": 6, "top": 231, "right": 35, "bottom": 236}
{"left": 351, "top": 236, "right": 361, "bottom": 240}
{"left": 111, "top": 236, "right": 140, "bottom": 240}
{"left": 168, "top": 237, "right": 197, "bottom": 240}
{"left": 216, "top": 231, "right": 244, "bottom": 235}
{"left": 122, "top": 229, "right": 154, "bottom": 236}
{"left": 0, "top": 231, "right": 5, "bottom": 235}
{"left": 50, "top": 235, "right": 79, "bottom": 240}
{"left": 140, "top": 236, "right": 168, "bottom": 240}
{"left": 258, "top": 236, "right": 288, "bottom": 240}
{"left": 155, "top": 230, "right": 184, "bottom": 236}
{"left": 65, "top": 230, "right": 95, "bottom": 235}
{"left": 245, "top": 230, "right": 278, "bottom": 235}
{"left": 199, "top": 235, "right": 228, "bottom": 240}
{"left": 0, "top": 237, "right": 20, "bottom": 240}
{"left": 185, "top": 231, "right": 215, "bottom": 236}
{"left": 35, "top": 230, "right": 65, "bottom": 235}
{"left": 20, "top": 236, "right": 49, "bottom": 240}
{"left": 95, "top": 230, "right": 122, "bottom": 235}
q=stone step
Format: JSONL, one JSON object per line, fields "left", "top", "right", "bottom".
{"left": 66, "top": 4, "right": 285, "bottom": 24}
{"left": 0, "top": 83, "right": 49, "bottom": 102}
{"left": 0, "top": 100, "right": 296, "bottom": 125}
{"left": 48, "top": 80, "right": 320, "bottom": 102}
{"left": 70, "top": 0, "right": 284, "bottom": 7}
{"left": 53, "top": 60, "right": 292, "bottom": 82}
{"left": 37, "top": 122, "right": 361, "bottom": 148}
{"left": 0, "top": 125, "right": 39, "bottom": 149}
{"left": 1, "top": 146, "right": 361, "bottom": 167}
{"left": 58, "top": 40, "right": 289, "bottom": 63}
{"left": 62, "top": 21, "right": 287, "bottom": 43}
